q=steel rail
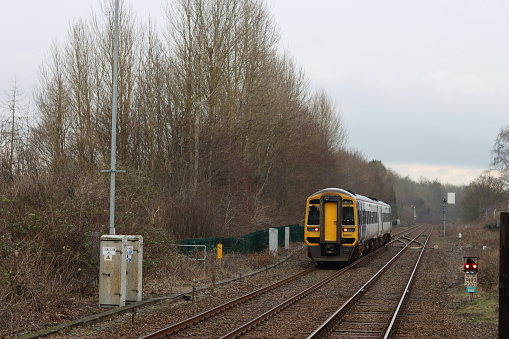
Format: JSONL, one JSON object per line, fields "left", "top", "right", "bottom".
{"left": 307, "top": 226, "right": 431, "bottom": 338}
{"left": 383, "top": 225, "right": 434, "bottom": 339}
{"left": 219, "top": 264, "right": 350, "bottom": 339}
{"left": 138, "top": 267, "right": 316, "bottom": 339}
{"left": 217, "top": 227, "right": 425, "bottom": 339}
{"left": 140, "top": 225, "right": 424, "bottom": 339}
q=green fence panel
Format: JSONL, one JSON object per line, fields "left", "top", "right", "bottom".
{"left": 178, "top": 224, "right": 303, "bottom": 254}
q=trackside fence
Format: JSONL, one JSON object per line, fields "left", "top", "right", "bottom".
{"left": 178, "top": 224, "right": 303, "bottom": 254}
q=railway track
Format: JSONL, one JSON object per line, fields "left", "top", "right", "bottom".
{"left": 308, "top": 226, "right": 433, "bottom": 338}
{"left": 139, "top": 226, "right": 427, "bottom": 338}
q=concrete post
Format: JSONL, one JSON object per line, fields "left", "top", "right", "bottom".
{"left": 285, "top": 227, "right": 290, "bottom": 250}
{"left": 269, "top": 228, "right": 278, "bottom": 255}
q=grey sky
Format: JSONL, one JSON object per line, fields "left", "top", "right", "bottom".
{"left": 1, "top": 0, "right": 508, "bottom": 186}
{"left": 270, "top": 0, "right": 509, "bottom": 185}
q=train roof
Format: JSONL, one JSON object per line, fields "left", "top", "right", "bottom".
{"left": 308, "top": 188, "right": 390, "bottom": 207}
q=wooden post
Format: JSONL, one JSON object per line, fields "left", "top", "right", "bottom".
{"left": 500, "top": 212, "right": 509, "bottom": 338}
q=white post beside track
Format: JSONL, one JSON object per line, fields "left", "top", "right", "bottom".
{"left": 269, "top": 228, "right": 278, "bottom": 255}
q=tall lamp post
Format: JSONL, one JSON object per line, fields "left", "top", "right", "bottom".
{"left": 101, "top": 0, "right": 124, "bottom": 235}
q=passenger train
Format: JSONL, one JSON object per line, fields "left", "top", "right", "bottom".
{"left": 304, "top": 188, "right": 392, "bottom": 264}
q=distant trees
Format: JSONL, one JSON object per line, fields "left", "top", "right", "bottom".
{"left": 491, "top": 125, "right": 509, "bottom": 188}
{"left": 458, "top": 124, "right": 509, "bottom": 222}
{"left": 462, "top": 171, "right": 507, "bottom": 221}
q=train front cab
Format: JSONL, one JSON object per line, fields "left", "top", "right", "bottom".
{"left": 305, "top": 192, "right": 357, "bottom": 263}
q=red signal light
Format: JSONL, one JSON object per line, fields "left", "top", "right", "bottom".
{"left": 464, "top": 258, "right": 478, "bottom": 273}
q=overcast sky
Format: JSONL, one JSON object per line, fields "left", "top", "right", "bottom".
{"left": 1, "top": 0, "right": 508, "bottom": 186}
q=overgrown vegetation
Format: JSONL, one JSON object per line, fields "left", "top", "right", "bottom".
{"left": 448, "top": 222, "right": 500, "bottom": 325}
{"left": 0, "top": 0, "right": 507, "bottom": 335}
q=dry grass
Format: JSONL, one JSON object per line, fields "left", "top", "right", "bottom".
{"left": 143, "top": 247, "right": 289, "bottom": 296}
{"left": 446, "top": 222, "right": 499, "bottom": 297}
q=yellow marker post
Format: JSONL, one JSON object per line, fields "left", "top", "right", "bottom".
{"left": 217, "top": 243, "right": 223, "bottom": 259}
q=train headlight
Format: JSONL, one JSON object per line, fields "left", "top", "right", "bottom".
{"left": 307, "top": 227, "right": 319, "bottom": 232}
{"left": 342, "top": 228, "right": 355, "bottom": 232}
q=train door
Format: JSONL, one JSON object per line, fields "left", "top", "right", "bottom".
{"left": 320, "top": 195, "right": 342, "bottom": 243}
{"left": 357, "top": 202, "right": 364, "bottom": 242}
{"left": 377, "top": 206, "right": 382, "bottom": 236}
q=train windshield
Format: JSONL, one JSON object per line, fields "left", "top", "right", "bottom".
{"left": 307, "top": 205, "right": 320, "bottom": 225}
{"left": 342, "top": 206, "right": 355, "bottom": 225}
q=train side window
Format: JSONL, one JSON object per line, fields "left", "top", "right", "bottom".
{"left": 307, "top": 205, "right": 320, "bottom": 225}
{"left": 342, "top": 206, "right": 354, "bottom": 225}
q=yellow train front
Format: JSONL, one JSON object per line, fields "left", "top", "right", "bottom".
{"left": 304, "top": 188, "right": 392, "bottom": 264}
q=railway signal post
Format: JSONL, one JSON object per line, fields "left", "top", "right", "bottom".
{"left": 463, "top": 256, "right": 478, "bottom": 302}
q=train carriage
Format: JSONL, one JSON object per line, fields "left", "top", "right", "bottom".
{"left": 304, "top": 188, "right": 392, "bottom": 264}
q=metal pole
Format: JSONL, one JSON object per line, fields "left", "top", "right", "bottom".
{"left": 442, "top": 199, "right": 447, "bottom": 236}
{"left": 500, "top": 212, "right": 509, "bottom": 338}
{"left": 102, "top": 0, "right": 121, "bottom": 235}
{"left": 110, "top": 0, "right": 120, "bottom": 235}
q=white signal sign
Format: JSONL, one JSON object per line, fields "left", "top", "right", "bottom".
{"left": 447, "top": 192, "right": 455, "bottom": 204}
{"left": 464, "top": 274, "right": 478, "bottom": 287}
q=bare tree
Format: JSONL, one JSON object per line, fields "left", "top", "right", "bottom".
{"left": 65, "top": 18, "right": 98, "bottom": 169}
{"left": 491, "top": 125, "right": 509, "bottom": 187}
{"left": 309, "top": 89, "right": 348, "bottom": 152}
{"left": 34, "top": 42, "right": 71, "bottom": 171}
{"left": 0, "top": 80, "right": 32, "bottom": 178}
{"left": 94, "top": 1, "right": 140, "bottom": 167}
{"left": 165, "top": 0, "right": 273, "bottom": 192}
{"left": 133, "top": 19, "right": 170, "bottom": 174}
